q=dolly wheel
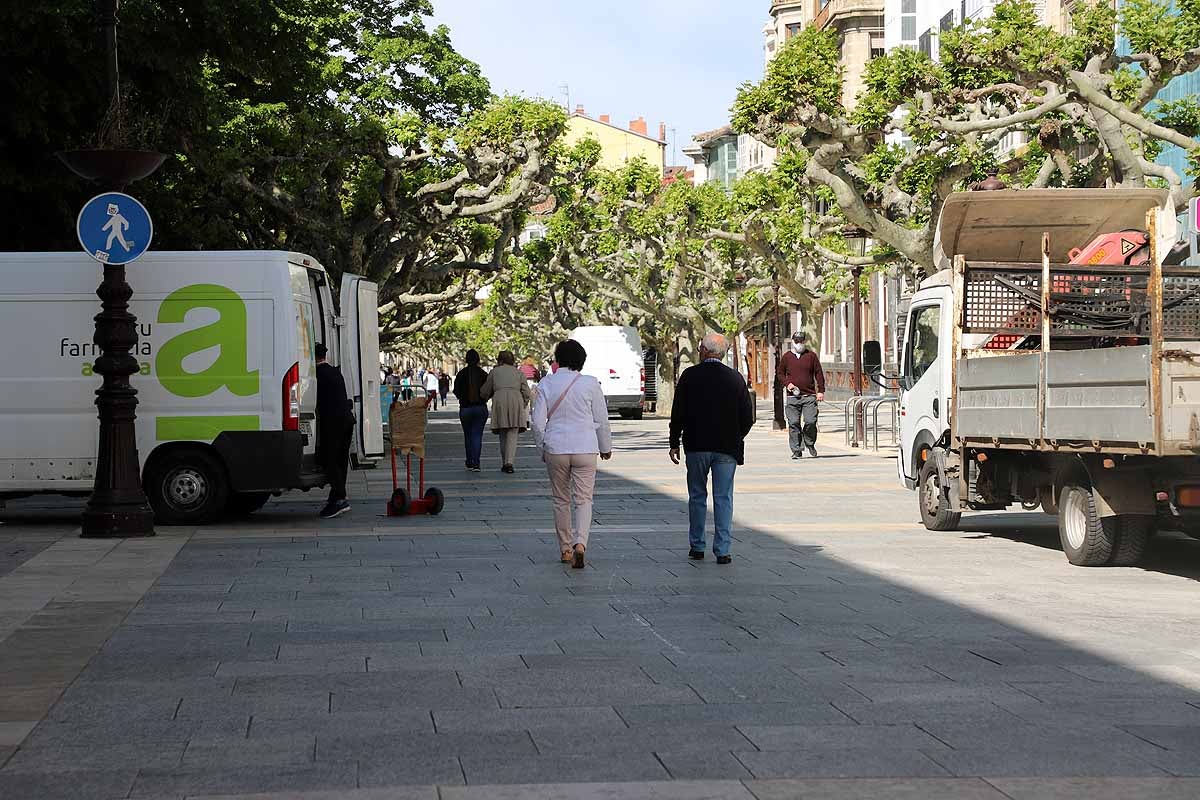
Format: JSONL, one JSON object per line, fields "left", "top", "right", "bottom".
{"left": 425, "top": 487, "right": 445, "bottom": 516}
{"left": 389, "top": 487, "right": 409, "bottom": 516}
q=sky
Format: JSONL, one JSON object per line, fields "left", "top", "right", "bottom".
{"left": 427, "top": 0, "right": 770, "bottom": 166}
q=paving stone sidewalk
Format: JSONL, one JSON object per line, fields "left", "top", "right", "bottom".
{"left": 1, "top": 403, "right": 1199, "bottom": 799}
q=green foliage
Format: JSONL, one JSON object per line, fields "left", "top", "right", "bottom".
{"left": 732, "top": 27, "right": 844, "bottom": 133}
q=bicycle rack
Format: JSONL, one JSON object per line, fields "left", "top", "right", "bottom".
{"left": 867, "top": 395, "right": 901, "bottom": 451}
{"left": 843, "top": 395, "right": 871, "bottom": 446}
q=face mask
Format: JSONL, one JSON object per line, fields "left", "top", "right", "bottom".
{"left": 791, "top": 341, "right": 807, "bottom": 354}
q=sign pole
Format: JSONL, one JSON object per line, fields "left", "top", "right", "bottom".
{"left": 82, "top": 255, "right": 155, "bottom": 537}
{"left": 75, "top": 192, "right": 156, "bottom": 538}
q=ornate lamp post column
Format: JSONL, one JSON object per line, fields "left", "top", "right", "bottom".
{"left": 57, "top": 0, "right": 164, "bottom": 537}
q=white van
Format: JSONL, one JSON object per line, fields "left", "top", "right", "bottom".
{"left": 569, "top": 325, "right": 645, "bottom": 419}
{"left": 0, "top": 251, "right": 384, "bottom": 524}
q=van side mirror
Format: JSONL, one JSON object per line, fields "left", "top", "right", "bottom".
{"left": 863, "top": 340, "right": 883, "bottom": 376}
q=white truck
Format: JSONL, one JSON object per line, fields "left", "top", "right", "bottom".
{"left": 879, "top": 188, "right": 1200, "bottom": 566}
{"left": 0, "top": 251, "right": 384, "bottom": 524}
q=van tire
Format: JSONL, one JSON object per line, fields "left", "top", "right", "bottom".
{"left": 145, "top": 449, "right": 230, "bottom": 525}
{"left": 918, "top": 459, "right": 961, "bottom": 531}
{"left": 1058, "top": 483, "right": 1120, "bottom": 566}
{"left": 619, "top": 409, "right": 644, "bottom": 420}
{"left": 227, "top": 492, "right": 271, "bottom": 517}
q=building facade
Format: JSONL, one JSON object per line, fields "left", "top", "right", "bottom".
{"left": 562, "top": 107, "right": 668, "bottom": 175}
{"left": 682, "top": 126, "right": 739, "bottom": 192}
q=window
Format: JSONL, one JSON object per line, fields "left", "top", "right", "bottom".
{"left": 905, "top": 305, "right": 941, "bottom": 383}
{"left": 901, "top": 16, "right": 917, "bottom": 41}
{"left": 786, "top": 23, "right": 802, "bottom": 39}
{"left": 870, "top": 32, "right": 885, "bottom": 59}
{"left": 940, "top": 11, "right": 955, "bottom": 32}
{"left": 919, "top": 29, "right": 932, "bottom": 58}
{"left": 901, "top": 0, "right": 916, "bottom": 12}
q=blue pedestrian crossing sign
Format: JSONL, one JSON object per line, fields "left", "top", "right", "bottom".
{"left": 76, "top": 192, "right": 153, "bottom": 265}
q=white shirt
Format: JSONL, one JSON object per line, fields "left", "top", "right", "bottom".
{"left": 531, "top": 369, "right": 613, "bottom": 455}
{"left": 424, "top": 372, "right": 439, "bottom": 391}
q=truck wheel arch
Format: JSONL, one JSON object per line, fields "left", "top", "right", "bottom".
{"left": 907, "top": 432, "right": 939, "bottom": 489}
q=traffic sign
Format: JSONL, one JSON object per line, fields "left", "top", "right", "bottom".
{"left": 76, "top": 192, "right": 153, "bottom": 265}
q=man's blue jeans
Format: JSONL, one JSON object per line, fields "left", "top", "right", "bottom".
{"left": 685, "top": 451, "right": 737, "bottom": 557}
{"left": 459, "top": 405, "right": 489, "bottom": 467}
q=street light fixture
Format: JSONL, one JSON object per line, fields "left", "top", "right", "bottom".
{"left": 56, "top": 0, "right": 163, "bottom": 537}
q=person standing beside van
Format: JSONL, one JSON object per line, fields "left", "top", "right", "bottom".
{"left": 315, "top": 343, "right": 355, "bottom": 519}
{"left": 482, "top": 351, "right": 531, "bottom": 474}
{"left": 531, "top": 340, "right": 613, "bottom": 568}
{"left": 453, "top": 350, "right": 489, "bottom": 472}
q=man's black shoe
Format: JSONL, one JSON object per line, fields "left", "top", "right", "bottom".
{"left": 688, "top": 550, "right": 705, "bottom": 560}
{"left": 807, "top": 445, "right": 818, "bottom": 458}
{"left": 716, "top": 555, "right": 732, "bottom": 565}
{"left": 791, "top": 452, "right": 802, "bottom": 460}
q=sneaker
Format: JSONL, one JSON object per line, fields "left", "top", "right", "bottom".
{"left": 716, "top": 554, "right": 732, "bottom": 565}
{"left": 470, "top": 465, "right": 482, "bottom": 473}
{"left": 688, "top": 550, "right": 705, "bottom": 560}
{"left": 502, "top": 464, "right": 514, "bottom": 474}
{"left": 319, "top": 500, "right": 351, "bottom": 519}
{"left": 791, "top": 452, "right": 803, "bottom": 460}
{"left": 807, "top": 446, "right": 818, "bottom": 458}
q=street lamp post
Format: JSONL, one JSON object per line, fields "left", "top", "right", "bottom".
{"left": 57, "top": 0, "right": 163, "bottom": 537}
{"left": 851, "top": 266, "right": 864, "bottom": 447}
{"left": 772, "top": 269, "right": 785, "bottom": 430}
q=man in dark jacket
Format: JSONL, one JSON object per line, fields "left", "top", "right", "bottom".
{"left": 669, "top": 333, "right": 755, "bottom": 564}
{"left": 315, "top": 343, "right": 355, "bottom": 519}
{"left": 777, "top": 331, "right": 825, "bottom": 459}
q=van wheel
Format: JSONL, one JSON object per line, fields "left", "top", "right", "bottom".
{"left": 146, "top": 450, "right": 230, "bottom": 525}
{"left": 227, "top": 492, "right": 271, "bottom": 517}
{"left": 918, "top": 459, "right": 961, "bottom": 531}
{"left": 619, "top": 409, "right": 644, "bottom": 420}
{"left": 1057, "top": 484, "right": 1148, "bottom": 566}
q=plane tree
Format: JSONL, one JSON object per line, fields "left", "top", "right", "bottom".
{"left": 732, "top": 0, "right": 1200, "bottom": 274}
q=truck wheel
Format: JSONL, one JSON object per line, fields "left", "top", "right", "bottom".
{"left": 1038, "top": 486, "right": 1058, "bottom": 515}
{"left": 1057, "top": 484, "right": 1131, "bottom": 566}
{"left": 145, "top": 450, "right": 230, "bottom": 525}
{"left": 918, "top": 460, "right": 961, "bottom": 531}
{"left": 1110, "top": 515, "right": 1151, "bottom": 566}
{"left": 227, "top": 492, "right": 271, "bottom": 517}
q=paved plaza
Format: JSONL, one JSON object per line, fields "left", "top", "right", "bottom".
{"left": 1, "top": 406, "right": 1200, "bottom": 799}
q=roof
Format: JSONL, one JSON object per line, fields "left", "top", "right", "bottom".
{"left": 691, "top": 125, "right": 735, "bottom": 146}
{"left": 933, "top": 188, "right": 1178, "bottom": 266}
{"left": 569, "top": 113, "right": 665, "bottom": 146}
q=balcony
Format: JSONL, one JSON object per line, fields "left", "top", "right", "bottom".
{"left": 812, "top": 0, "right": 885, "bottom": 31}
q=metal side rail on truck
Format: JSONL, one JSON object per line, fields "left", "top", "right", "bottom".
{"left": 869, "top": 188, "right": 1200, "bottom": 567}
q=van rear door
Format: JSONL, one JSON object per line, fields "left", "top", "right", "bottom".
{"left": 339, "top": 275, "right": 385, "bottom": 463}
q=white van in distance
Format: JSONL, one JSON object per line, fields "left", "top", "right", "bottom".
{"left": 0, "top": 251, "right": 384, "bottom": 524}
{"left": 569, "top": 325, "right": 645, "bottom": 419}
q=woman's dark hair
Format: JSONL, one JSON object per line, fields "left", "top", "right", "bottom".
{"left": 497, "top": 350, "right": 515, "bottom": 366}
{"left": 554, "top": 339, "right": 587, "bottom": 371}
{"left": 465, "top": 349, "right": 480, "bottom": 365}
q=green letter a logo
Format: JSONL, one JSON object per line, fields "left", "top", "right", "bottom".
{"left": 156, "top": 284, "right": 259, "bottom": 398}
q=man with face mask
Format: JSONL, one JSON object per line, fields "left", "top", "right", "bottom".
{"left": 777, "top": 331, "right": 825, "bottom": 459}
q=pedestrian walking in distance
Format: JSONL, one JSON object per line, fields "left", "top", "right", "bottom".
{"left": 778, "top": 331, "right": 825, "bottom": 459}
{"left": 482, "top": 350, "right": 532, "bottom": 474}
{"left": 453, "top": 350, "right": 489, "bottom": 472}
{"left": 438, "top": 371, "right": 450, "bottom": 406}
{"left": 315, "top": 343, "right": 355, "bottom": 519}
{"left": 669, "top": 333, "right": 754, "bottom": 564}
{"left": 424, "top": 367, "right": 440, "bottom": 410}
{"left": 531, "top": 339, "right": 613, "bottom": 568}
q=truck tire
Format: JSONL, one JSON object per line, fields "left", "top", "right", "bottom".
{"left": 1110, "top": 515, "right": 1151, "bottom": 566}
{"left": 226, "top": 492, "right": 271, "bottom": 517}
{"left": 145, "top": 449, "right": 230, "bottom": 525}
{"left": 918, "top": 459, "right": 961, "bottom": 531}
{"left": 1056, "top": 484, "right": 1149, "bottom": 567}
{"left": 1038, "top": 485, "right": 1058, "bottom": 515}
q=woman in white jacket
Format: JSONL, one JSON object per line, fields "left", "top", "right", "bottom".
{"left": 531, "top": 339, "right": 613, "bottom": 568}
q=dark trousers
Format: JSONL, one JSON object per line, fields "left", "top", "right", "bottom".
{"left": 459, "top": 404, "right": 489, "bottom": 467}
{"left": 785, "top": 394, "right": 819, "bottom": 455}
{"left": 320, "top": 422, "right": 353, "bottom": 503}
{"left": 427, "top": 389, "right": 438, "bottom": 410}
